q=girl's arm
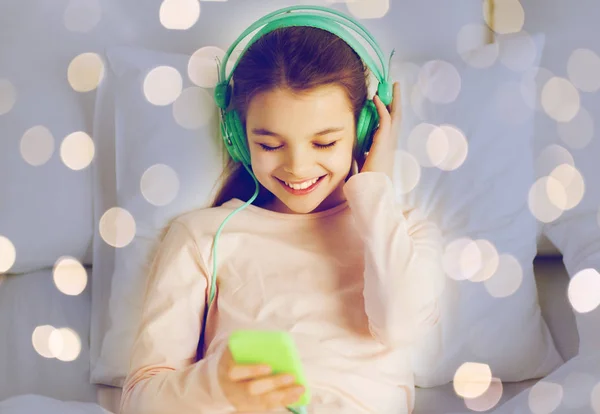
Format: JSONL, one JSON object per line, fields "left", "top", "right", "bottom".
{"left": 342, "top": 171, "right": 446, "bottom": 348}
{"left": 119, "top": 220, "right": 235, "bottom": 414}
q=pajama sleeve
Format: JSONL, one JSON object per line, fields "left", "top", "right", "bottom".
{"left": 342, "top": 171, "right": 446, "bottom": 348}
{"left": 119, "top": 220, "right": 236, "bottom": 414}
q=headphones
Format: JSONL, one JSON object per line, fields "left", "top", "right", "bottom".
{"left": 214, "top": 5, "right": 395, "bottom": 168}
{"left": 205, "top": 2, "right": 395, "bottom": 344}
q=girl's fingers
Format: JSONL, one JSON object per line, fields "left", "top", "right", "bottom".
{"left": 228, "top": 364, "right": 272, "bottom": 381}
{"left": 374, "top": 96, "right": 391, "bottom": 127}
{"left": 247, "top": 373, "right": 296, "bottom": 396}
{"left": 263, "top": 385, "right": 306, "bottom": 409}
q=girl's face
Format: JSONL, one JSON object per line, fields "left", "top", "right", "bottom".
{"left": 245, "top": 84, "right": 356, "bottom": 214}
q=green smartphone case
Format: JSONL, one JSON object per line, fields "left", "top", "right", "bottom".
{"left": 228, "top": 330, "right": 311, "bottom": 407}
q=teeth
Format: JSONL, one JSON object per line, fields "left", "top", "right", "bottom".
{"left": 284, "top": 177, "right": 319, "bottom": 190}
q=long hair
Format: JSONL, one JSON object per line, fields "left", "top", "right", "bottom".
{"left": 209, "top": 26, "right": 370, "bottom": 208}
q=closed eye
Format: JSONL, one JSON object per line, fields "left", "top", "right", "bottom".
{"left": 259, "top": 141, "right": 338, "bottom": 152}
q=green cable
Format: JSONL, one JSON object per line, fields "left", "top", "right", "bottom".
{"left": 208, "top": 161, "right": 259, "bottom": 306}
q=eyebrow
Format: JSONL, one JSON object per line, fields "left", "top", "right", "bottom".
{"left": 250, "top": 127, "right": 345, "bottom": 139}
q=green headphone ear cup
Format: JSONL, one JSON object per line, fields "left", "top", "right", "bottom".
{"left": 355, "top": 99, "right": 379, "bottom": 157}
{"left": 225, "top": 110, "right": 252, "bottom": 166}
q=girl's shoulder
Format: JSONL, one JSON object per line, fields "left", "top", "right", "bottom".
{"left": 172, "top": 199, "right": 243, "bottom": 230}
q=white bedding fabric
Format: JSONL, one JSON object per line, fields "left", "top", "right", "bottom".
{"left": 0, "top": 268, "right": 97, "bottom": 403}
{"left": 0, "top": 257, "right": 579, "bottom": 413}
{"left": 0, "top": 395, "right": 111, "bottom": 414}
{"left": 5, "top": 353, "right": 600, "bottom": 414}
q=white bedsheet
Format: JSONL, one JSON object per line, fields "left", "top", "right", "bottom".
{"left": 0, "top": 395, "right": 112, "bottom": 414}
{"left": 0, "top": 258, "right": 579, "bottom": 413}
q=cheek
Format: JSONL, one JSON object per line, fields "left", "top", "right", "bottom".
{"left": 327, "top": 145, "right": 354, "bottom": 170}
{"left": 250, "top": 151, "right": 277, "bottom": 176}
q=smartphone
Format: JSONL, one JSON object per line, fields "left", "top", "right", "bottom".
{"left": 228, "top": 329, "right": 310, "bottom": 407}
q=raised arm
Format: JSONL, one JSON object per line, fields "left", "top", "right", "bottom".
{"left": 342, "top": 171, "right": 446, "bottom": 348}
{"left": 119, "top": 220, "right": 235, "bottom": 414}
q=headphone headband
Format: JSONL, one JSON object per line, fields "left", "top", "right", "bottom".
{"left": 214, "top": 5, "right": 394, "bottom": 110}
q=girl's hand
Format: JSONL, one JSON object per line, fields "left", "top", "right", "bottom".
{"left": 357, "top": 81, "right": 402, "bottom": 183}
{"left": 217, "top": 346, "right": 305, "bottom": 411}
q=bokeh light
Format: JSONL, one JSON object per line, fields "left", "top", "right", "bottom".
{"left": 20, "top": 125, "right": 55, "bottom": 167}
{"left": 99, "top": 207, "right": 136, "bottom": 248}
{"left": 188, "top": 46, "right": 231, "bottom": 88}
{"left": 68, "top": 52, "right": 105, "bottom": 92}
{"left": 49, "top": 328, "right": 82, "bottom": 362}
{"left": 140, "top": 164, "right": 180, "bottom": 207}
{"left": 159, "top": 0, "right": 200, "bottom": 30}
{"left": 484, "top": 253, "right": 523, "bottom": 298}
{"left": 567, "top": 48, "right": 600, "bottom": 93}
{"left": 418, "top": 60, "right": 462, "bottom": 104}
{"left": 453, "top": 362, "right": 493, "bottom": 399}
{"left": 0, "top": 78, "right": 17, "bottom": 115}
{"left": 468, "top": 239, "right": 500, "bottom": 283}
{"left": 547, "top": 163, "right": 585, "bottom": 211}
{"left": 143, "top": 66, "right": 183, "bottom": 106}
{"left": 407, "top": 123, "right": 452, "bottom": 168}
{"left": 53, "top": 256, "right": 88, "bottom": 296}
{"left": 541, "top": 76, "right": 581, "bottom": 122}
{"left": 528, "top": 380, "right": 563, "bottom": 414}
{"left": 345, "top": 0, "right": 390, "bottom": 19}
{"left": 394, "top": 150, "right": 421, "bottom": 195}
{"left": 32, "top": 325, "right": 82, "bottom": 361}
{"left": 568, "top": 268, "right": 600, "bottom": 314}
{"left": 60, "top": 131, "right": 95, "bottom": 170}
{"left": 435, "top": 125, "right": 469, "bottom": 172}
{"left": 425, "top": 126, "right": 451, "bottom": 167}
{"left": 443, "top": 238, "right": 482, "bottom": 282}
{"left": 0, "top": 236, "right": 17, "bottom": 273}
{"left": 32, "top": 325, "right": 56, "bottom": 359}
{"left": 463, "top": 377, "right": 503, "bottom": 412}
{"left": 483, "top": 0, "right": 525, "bottom": 35}
{"left": 528, "top": 176, "right": 566, "bottom": 223}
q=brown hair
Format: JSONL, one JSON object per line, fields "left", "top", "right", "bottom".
{"left": 208, "top": 26, "right": 370, "bottom": 208}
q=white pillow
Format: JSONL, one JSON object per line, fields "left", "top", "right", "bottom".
{"left": 390, "top": 32, "right": 563, "bottom": 387}
{"left": 90, "top": 45, "right": 224, "bottom": 385}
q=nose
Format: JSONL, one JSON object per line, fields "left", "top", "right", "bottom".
{"left": 282, "top": 146, "right": 314, "bottom": 177}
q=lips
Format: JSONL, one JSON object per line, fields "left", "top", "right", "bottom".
{"left": 277, "top": 175, "right": 326, "bottom": 195}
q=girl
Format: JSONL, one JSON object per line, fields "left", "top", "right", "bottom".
{"left": 119, "top": 25, "right": 445, "bottom": 414}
